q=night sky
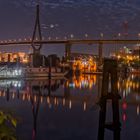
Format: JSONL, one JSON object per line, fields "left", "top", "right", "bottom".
{"left": 0, "top": 0, "right": 140, "bottom": 56}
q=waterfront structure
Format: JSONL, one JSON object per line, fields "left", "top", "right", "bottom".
{"left": 69, "top": 53, "right": 97, "bottom": 74}
{"left": 110, "top": 47, "right": 140, "bottom": 71}
{"left": 0, "top": 52, "right": 29, "bottom": 63}
{"left": 111, "top": 46, "right": 139, "bottom": 61}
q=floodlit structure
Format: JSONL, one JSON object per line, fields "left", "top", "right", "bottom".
{"left": 70, "top": 53, "right": 97, "bottom": 73}
{"left": 0, "top": 52, "right": 29, "bottom": 63}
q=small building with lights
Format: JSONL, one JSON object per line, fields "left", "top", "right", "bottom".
{"left": 110, "top": 46, "right": 140, "bottom": 72}
{"left": 70, "top": 53, "right": 97, "bottom": 74}
{"left": 0, "top": 52, "right": 29, "bottom": 64}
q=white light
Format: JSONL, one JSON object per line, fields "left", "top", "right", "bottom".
{"left": 50, "top": 24, "right": 54, "bottom": 28}
{"left": 18, "top": 69, "right": 22, "bottom": 75}
{"left": 118, "top": 33, "right": 121, "bottom": 37}
{"left": 100, "top": 33, "right": 104, "bottom": 38}
{"left": 70, "top": 34, "right": 74, "bottom": 38}
{"left": 48, "top": 37, "right": 51, "bottom": 40}
{"left": 85, "top": 34, "right": 88, "bottom": 38}
{"left": 15, "top": 70, "right": 18, "bottom": 75}
{"left": 18, "top": 83, "right": 21, "bottom": 87}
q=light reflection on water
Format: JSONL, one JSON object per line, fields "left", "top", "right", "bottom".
{"left": 0, "top": 74, "right": 139, "bottom": 140}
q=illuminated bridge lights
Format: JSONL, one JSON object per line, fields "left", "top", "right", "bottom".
{"left": 1, "top": 39, "right": 140, "bottom": 46}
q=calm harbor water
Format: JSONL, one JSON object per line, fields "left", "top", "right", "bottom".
{"left": 0, "top": 74, "right": 139, "bottom": 140}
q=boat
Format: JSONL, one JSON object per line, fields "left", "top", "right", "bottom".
{"left": 24, "top": 67, "right": 68, "bottom": 79}
{"left": 0, "top": 66, "right": 68, "bottom": 80}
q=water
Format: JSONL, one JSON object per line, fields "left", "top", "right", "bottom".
{"left": 0, "top": 74, "right": 139, "bottom": 140}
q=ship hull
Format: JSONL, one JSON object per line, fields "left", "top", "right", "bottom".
{"left": 0, "top": 67, "right": 68, "bottom": 80}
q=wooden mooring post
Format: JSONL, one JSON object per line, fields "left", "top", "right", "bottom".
{"left": 98, "top": 59, "right": 121, "bottom": 140}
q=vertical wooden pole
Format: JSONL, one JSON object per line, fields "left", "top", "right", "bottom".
{"left": 98, "top": 59, "right": 121, "bottom": 140}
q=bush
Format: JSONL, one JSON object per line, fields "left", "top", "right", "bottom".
{"left": 0, "top": 111, "right": 17, "bottom": 140}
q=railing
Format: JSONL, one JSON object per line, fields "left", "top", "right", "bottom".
{"left": 0, "top": 68, "right": 23, "bottom": 78}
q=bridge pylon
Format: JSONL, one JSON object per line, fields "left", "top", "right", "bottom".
{"left": 31, "top": 3, "right": 44, "bottom": 67}
{"left": 31, "top": 3, "right": 42, "bottom": 55}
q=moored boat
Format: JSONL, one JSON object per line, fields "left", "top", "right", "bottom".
{"left": 0, "top": 66, "right": 68, "bottom": 80}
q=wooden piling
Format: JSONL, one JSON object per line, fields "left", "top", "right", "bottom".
{"left": 98, "top": 58, "right": 121, "bottom": 140}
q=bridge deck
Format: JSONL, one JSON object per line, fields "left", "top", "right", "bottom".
{"left": 0, "top": 39, "right": 140, "bottom": 46}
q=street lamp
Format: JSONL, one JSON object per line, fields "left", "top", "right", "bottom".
{"left": 48, "top": 37, "right": 51, "bottom": 40}
{"left": 100, "top": 33, "right": 104, "bottom": 38}
{"left": 70, "top": 34, "right": 74, "bottom": 39}
{"left": 85, "top": 34, "right": 88, "bottom": 38}
{"left": 118, "top": 33, "right": 121, "bottom": 38}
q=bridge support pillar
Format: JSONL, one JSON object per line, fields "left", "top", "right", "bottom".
{"left": 31, "top": 48, "right": 44, "bottom": 67}
{"left": 33, "top": 48, "right": 41, "bottom": 55}
{"left": 65, "top": 43, "right": 71, "bottom": 62}
{"left": 98, "top": 43, "right": 103, "bottom": 66}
